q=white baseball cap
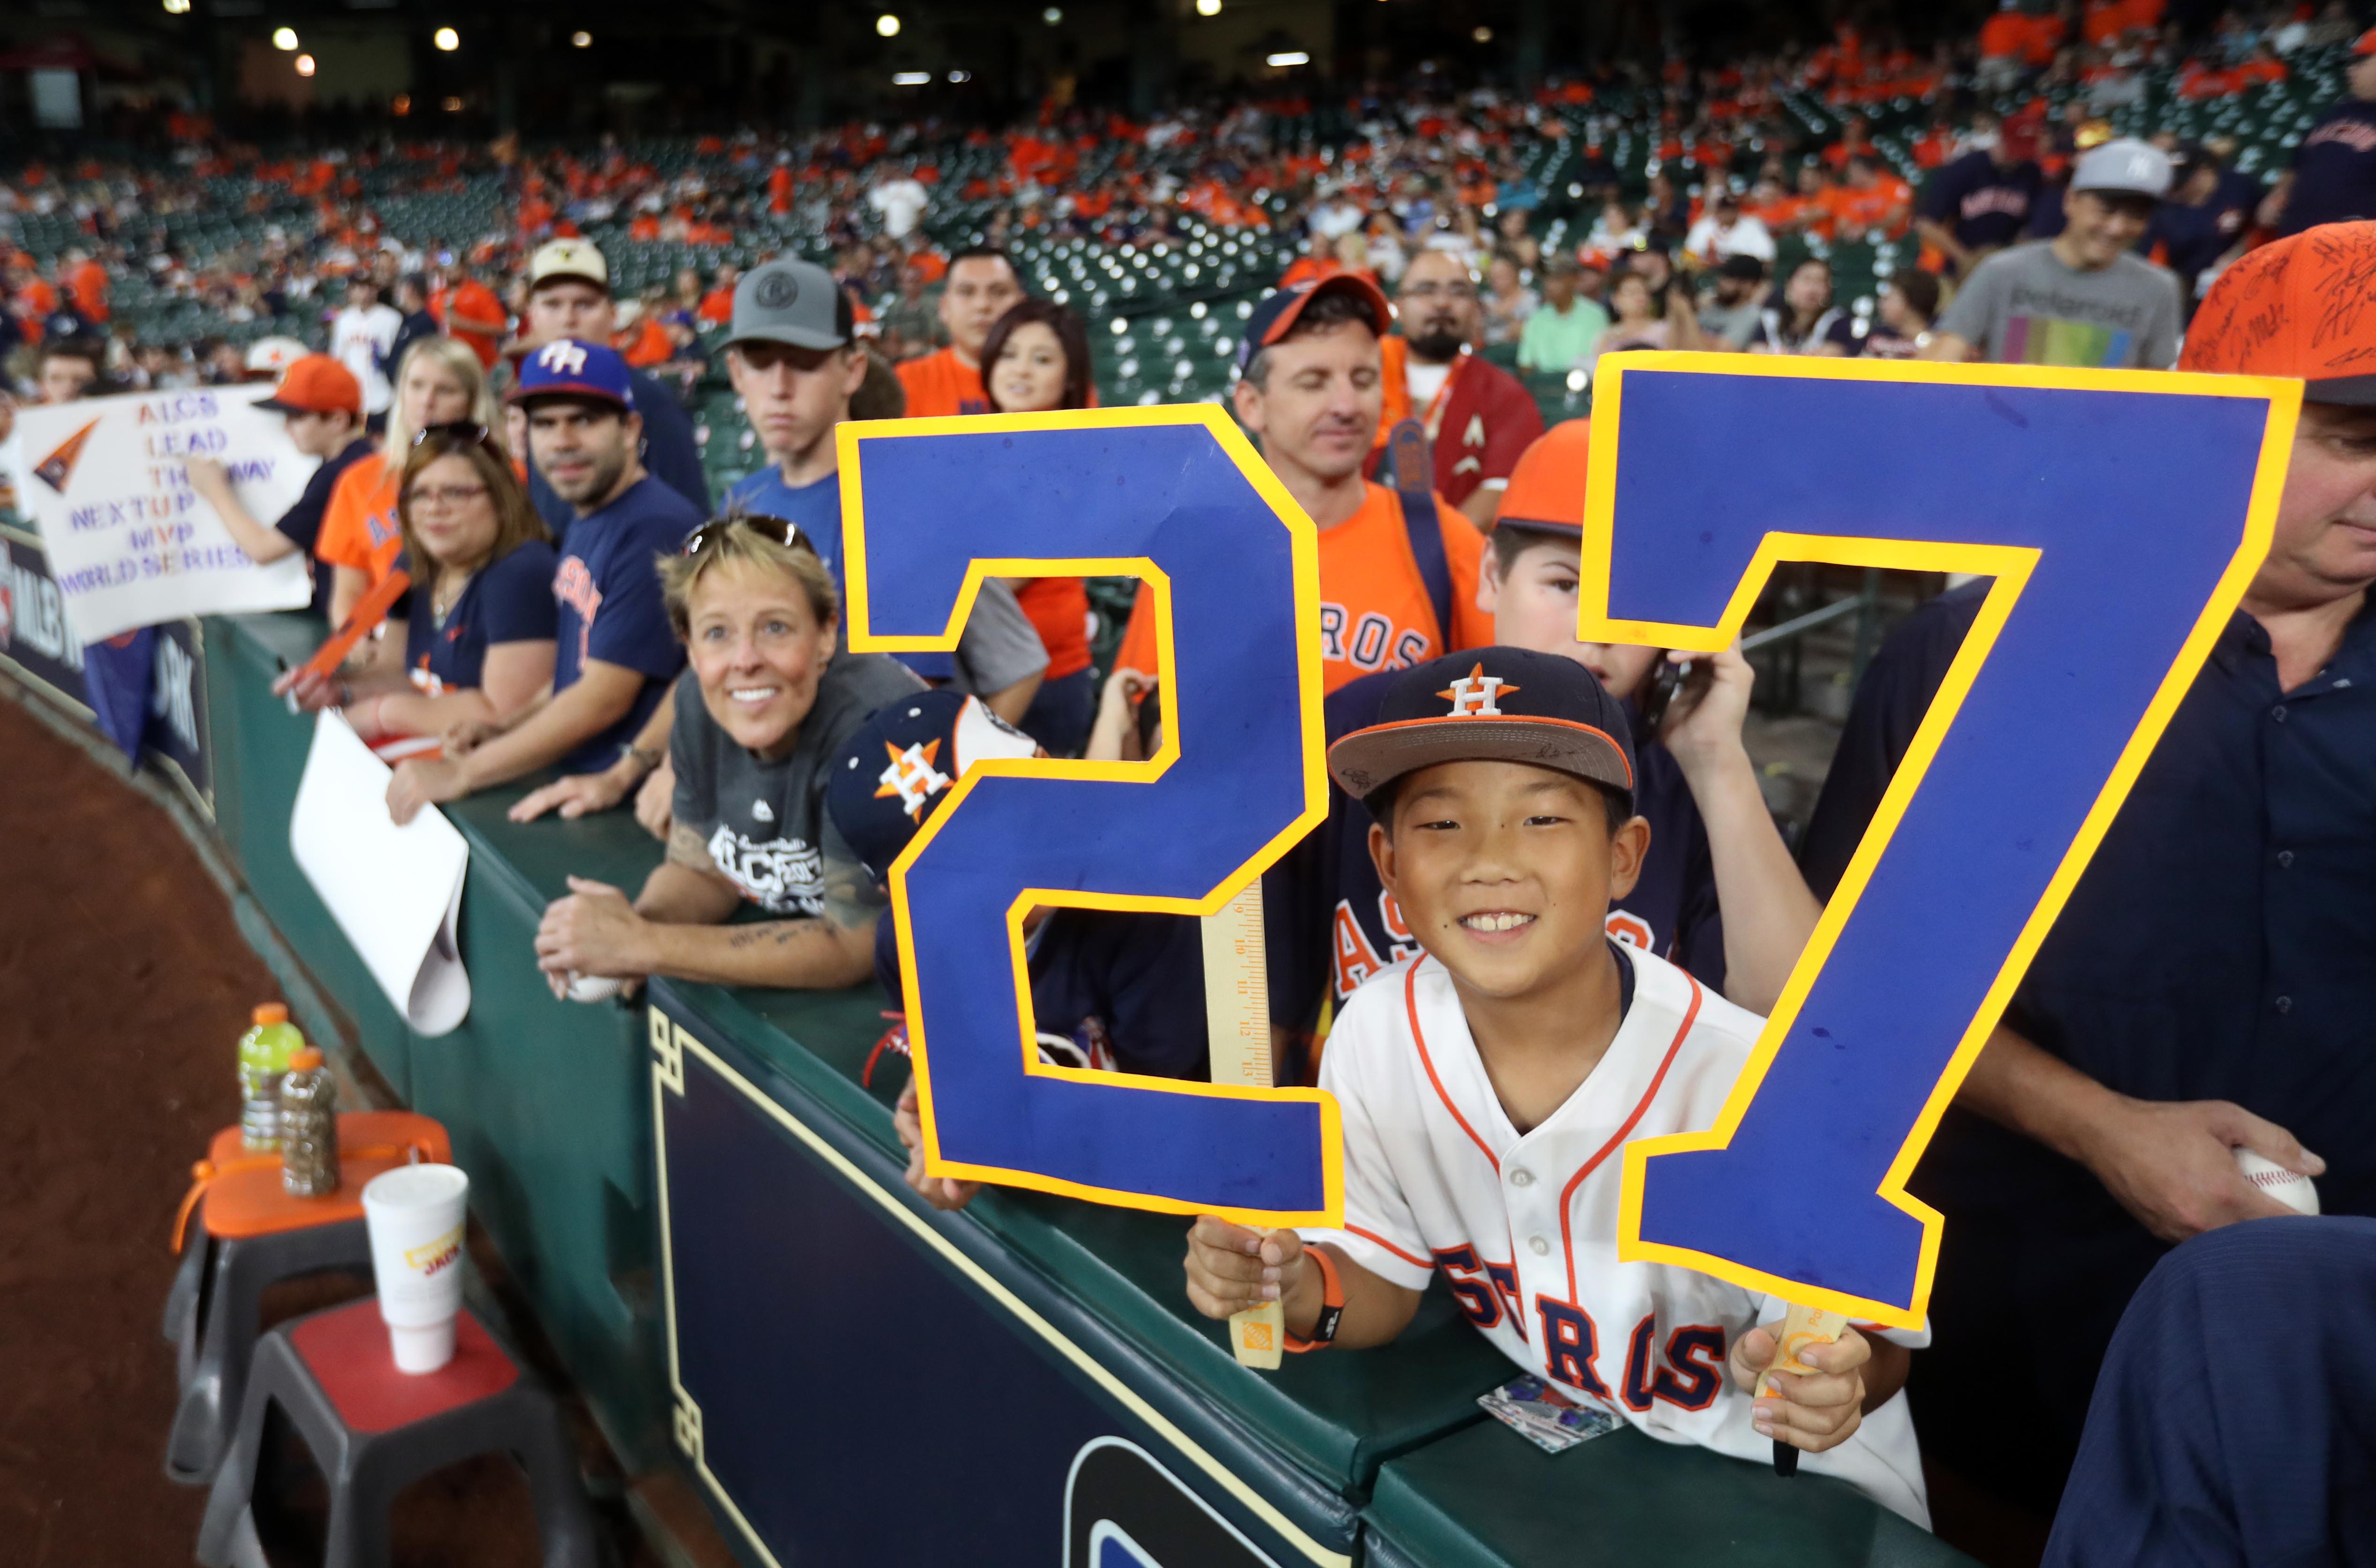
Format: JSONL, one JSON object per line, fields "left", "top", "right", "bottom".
{"left": 243, "top": 335, "right": 310, "bottom": 376}
{"left": 2070, "top": 138, "right": 2173, "bottom": 200}
{"left": 527, "top": 238, "right": 609, "bottom": 292}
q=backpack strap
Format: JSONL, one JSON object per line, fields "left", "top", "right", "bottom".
{"left": 1385, "top": 416, "right": 1453, "bottom": 650}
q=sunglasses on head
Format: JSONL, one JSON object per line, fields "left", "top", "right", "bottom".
{"left": 681, "top": 513, "right": 811, "bottom": 558}
{"left": 412, "top": 421, "right": 494, "bottom": 449}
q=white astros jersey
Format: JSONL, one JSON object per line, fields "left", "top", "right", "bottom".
{"left": 1301, "top": 946, "right": 1930, "bottom": 1526}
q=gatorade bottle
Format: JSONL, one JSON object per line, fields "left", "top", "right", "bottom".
{"left": 237, "top": 1003, "right": 304, "bottom": 1154}
{"left": 279, "top": 1048, "right": 340, "bottom": 1197}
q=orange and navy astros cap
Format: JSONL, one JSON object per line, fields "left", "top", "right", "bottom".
{"left": 256, "top": 353, "right": 363, "bottom": 417}
{"left": 1235, "top": 272, "right": 1394, "bottom": 374}
{"left": 1328, "top": 647, "right": 1636, "bottom": 813}
{"left": 2180, "top": 222, "right": 2376, "bottom": 405}
{"left": 1491, "top": 419, "right": 1593, "bottom": 537}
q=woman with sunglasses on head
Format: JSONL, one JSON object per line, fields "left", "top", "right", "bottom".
{"left": 280, "top": 424, "right": 556, "bottom": 750}
{"left": 979, "top": 298, "right": 1099, "bottom": 756}
{"left": 530, "top": 515, "right": 925, "bottom": 993}
{"left": 315, "top": 337, "right": 503, "bottom": 627}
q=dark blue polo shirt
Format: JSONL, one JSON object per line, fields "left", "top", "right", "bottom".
{"left": 551, "top": 473, "right": 704, "bottom": 773}
{"left": 1801, "top": 581, "right": 2376, "bottom": 1222}
{"left": 2278, "top": 98, "right": 2376, "bottom": 237}
{"left": 1920, "top": 150, "right": 2044, "bottom": 253}
{"left": 1263, "top": 664, "right": 1724, "bottom": 1055}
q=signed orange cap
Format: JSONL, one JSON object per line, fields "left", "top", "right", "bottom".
{"left": 2179, "top": 223, "right": 2376, "bottom": 406}
{"left": 1492, "top": 419, "right": 1593, "bottom": 536}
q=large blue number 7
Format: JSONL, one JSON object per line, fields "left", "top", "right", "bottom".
{"left": 839, "top": 409, "right": 1343, "bottom": 1227}
{"left": 1589, "top": 356, "right": 2298, "bottom": 1328}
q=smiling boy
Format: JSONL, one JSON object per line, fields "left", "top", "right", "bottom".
{"left": 1185, "top": 648, "right": 1930, "bottom": 1523}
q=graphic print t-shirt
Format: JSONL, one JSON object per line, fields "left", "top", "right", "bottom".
{"left": 1936, "top": 242, "right": 2181, "bottom": 369}
{"left": 669, "top": 653, "right": 924, "bottom": 914}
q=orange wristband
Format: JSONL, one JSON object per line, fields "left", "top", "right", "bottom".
{"left": 1283, "top": 1245, "right": 1345, "bottom": 1353}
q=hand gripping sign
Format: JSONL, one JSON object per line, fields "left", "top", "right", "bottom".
{"left": 840, "top": 409, "right": 1342, "bottom": 1228}
{"left": 1587, "top": 354, "right": 2298, "bottom": 1329}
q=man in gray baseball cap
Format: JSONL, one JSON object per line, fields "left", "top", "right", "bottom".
{"left": 712, "top": 259, "right": 869, "bottom": 562}
{"left": 1924, "top": 136, "right": 2183, "bottom": 369}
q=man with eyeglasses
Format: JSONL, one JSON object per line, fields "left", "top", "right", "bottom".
{"left": 385, "top": 339, "right": 704, "bottom": 824}
{"left": 1375, "top": 248, "right": 1544, "bottom": 529}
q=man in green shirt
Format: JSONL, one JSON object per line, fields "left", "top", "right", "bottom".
{"left": 1516, "top": 256, "right": 1610, "bottom": 373}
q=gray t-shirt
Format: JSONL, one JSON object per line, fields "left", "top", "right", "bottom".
{"left": 1698, "top": 297, "right": 1765, "bottom": 351}
{"left": 950, "top": 577, "right": 1050, "bottom": 698}
{"left": 670, "top": 652, "right": 925, "bottom": 915}
{"left": 1937, "top": 242, "right": 2182, "bottom": 369}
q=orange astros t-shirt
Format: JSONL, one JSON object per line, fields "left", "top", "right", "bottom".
{"left": 1111, "top": 481, "right": 1490, "bottom": 695}
{"left": 314, "top": 453, "right": 407, "bottom": 587}
{"left": 895, "top": 347, "right": 991, "bottom": 418}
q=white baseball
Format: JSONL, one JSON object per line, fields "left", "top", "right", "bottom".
{"left": 564, "top": 973, "right": 627, "bottom": 1004}
{"left": 2233, "top": 1148, "right": 2320, "bottom": 1216}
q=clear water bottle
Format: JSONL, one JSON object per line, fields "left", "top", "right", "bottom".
{"left": 237, "top": 1003, "right": 304, "bottom": 1154}
{"left": 279, "top": 1047, "right": 340, "bottom": 1198}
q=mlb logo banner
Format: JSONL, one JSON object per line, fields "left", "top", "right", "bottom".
{"left": 13, "top": 385, "right": 317, "bottom": 645}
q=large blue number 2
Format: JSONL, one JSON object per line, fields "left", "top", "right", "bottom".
{"left": 1589, "top": 356, "right": 2298, "bottom": 1327}
{"left": 839, "top": 409, "right": 1343, "bottom": 1227}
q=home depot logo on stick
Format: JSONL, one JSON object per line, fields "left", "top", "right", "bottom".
{"left": 32, "top": 418, "right": 101, "bottom": 493}
{"left": 402, "top": 1224, "right": 464, "bottom": 1277}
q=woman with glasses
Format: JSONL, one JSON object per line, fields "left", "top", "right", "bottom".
{"left": 315, "top": 336, "right": 503, "bottom": 626}
{"left": 281, "top": 424, "right": 555, "bottom": 750}
{"left": 530, "top": 514, "right": 925, "bottom": 994}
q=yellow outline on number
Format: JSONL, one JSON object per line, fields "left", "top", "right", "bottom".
{"left": 838, "top": 407, "right": 1345, "bottom": 1229}
{"left": 1582, "top": 352, "right": 2300, "bottom": 1329}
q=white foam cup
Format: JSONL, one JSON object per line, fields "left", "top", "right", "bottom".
{"left": 361, "top": 1163, "right": 470, "bottom": 1374}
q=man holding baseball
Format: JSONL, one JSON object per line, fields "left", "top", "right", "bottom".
{"left": 1801, "top": 220, "right": 2376, "bottom": 1512}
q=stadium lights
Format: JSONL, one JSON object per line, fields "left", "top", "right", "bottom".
{"left": 876, "top": 13, "right": 900, "bottom": 36}
{"left": 295, "top": 53, "right": 316, "bottom": 76}
{"left": 441, "top": 94, "right": 462, "bottom": 111}
{"left": 161, "top": 0, "right": 190, "bottom": 14}
{"left": 272, "top": 27, "right": 299, "bottom": 50}
{"left": 1196, "top": 0, "right": 1220, "bottom": 13}
{"left": 947, "top": 69, "right": 971, "bottom": 83}
{"left": 893, "top": 71, "right": 931, "bottom": 84}
{"left": 572, "top": 30, "right": 592, "bottom": 46}
{"left": 1473, "top": 25, "right": 1492, "bottom": 42}
{"left": 1043, "top": 7, "right": 1062, "bottom": 24}
{"left": 434, "top": 26, "right": 460, "bottom": 50}
{"left": 393, "top": 93, "right": 411, "bottom": 114}
{"left": 1266, "top": 51, "right": 1309, "bottom": 67}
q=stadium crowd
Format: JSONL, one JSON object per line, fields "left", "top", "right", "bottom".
{"left": 6, "top": 0, "right": 2376, "bottom": 1558}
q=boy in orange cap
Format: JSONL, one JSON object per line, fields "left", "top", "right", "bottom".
{"left": 184, "top": 353, "right": 375, "bottom": 616}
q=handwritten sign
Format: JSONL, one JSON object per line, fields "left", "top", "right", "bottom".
{"left": 14, "top": 385, "right": 317, "bottom": 644}
{"left": 840, "top": 409, "right": 1342, "bottom": 1228}
{"left": 1586, "top": 355, "right": 2298, "bottom": 1329}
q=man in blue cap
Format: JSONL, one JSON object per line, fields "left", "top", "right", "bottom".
{"left": 386, "top": 337, "right": 705, "bottom": 823}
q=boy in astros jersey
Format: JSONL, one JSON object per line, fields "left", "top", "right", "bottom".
{"left": 1184, "top": 647, "right": 1930, "bottom": 1523}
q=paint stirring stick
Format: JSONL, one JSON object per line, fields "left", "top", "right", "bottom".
{"left": 1200, "top": 878, "right": 1283, "bottom": 1370}
{"left": 284, "top": 568, "right": 410, "bottom": 712}
{"left": 1757, "top": 1300, "right": 1846, "bottom": 1477}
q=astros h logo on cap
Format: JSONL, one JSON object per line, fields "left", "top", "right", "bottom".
{"left": 1329, "top": 647, "right": 1637, "bottom": 813}
{"left": 876, "top": 737, "right": 955, "bottom": 819}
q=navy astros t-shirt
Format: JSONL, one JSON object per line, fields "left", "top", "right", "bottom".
{"left": 1264, "top": 665, "right": 1725, "bottom": 1049}
{"left": 401, "top": 540, "right": 559, "bottom": 693}
{"left": 552, "top": 473, "right": 705, "bottom": 772}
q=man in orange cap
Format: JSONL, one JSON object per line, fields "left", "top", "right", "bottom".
{"left": 1107, "top": 272, "right": 1493, "bottom": 697}
{"left": 1800, "top": 220, "right": 2376, "bottom": 1513}
{"left": 1263, "top": 418, "right": 1825, "bottom": 1075}
{"left": 185, "top": 353, "right": 374, "bottom": 616}
{"left": 2264, "top": 28, "right": 2376, "bottom": 236}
